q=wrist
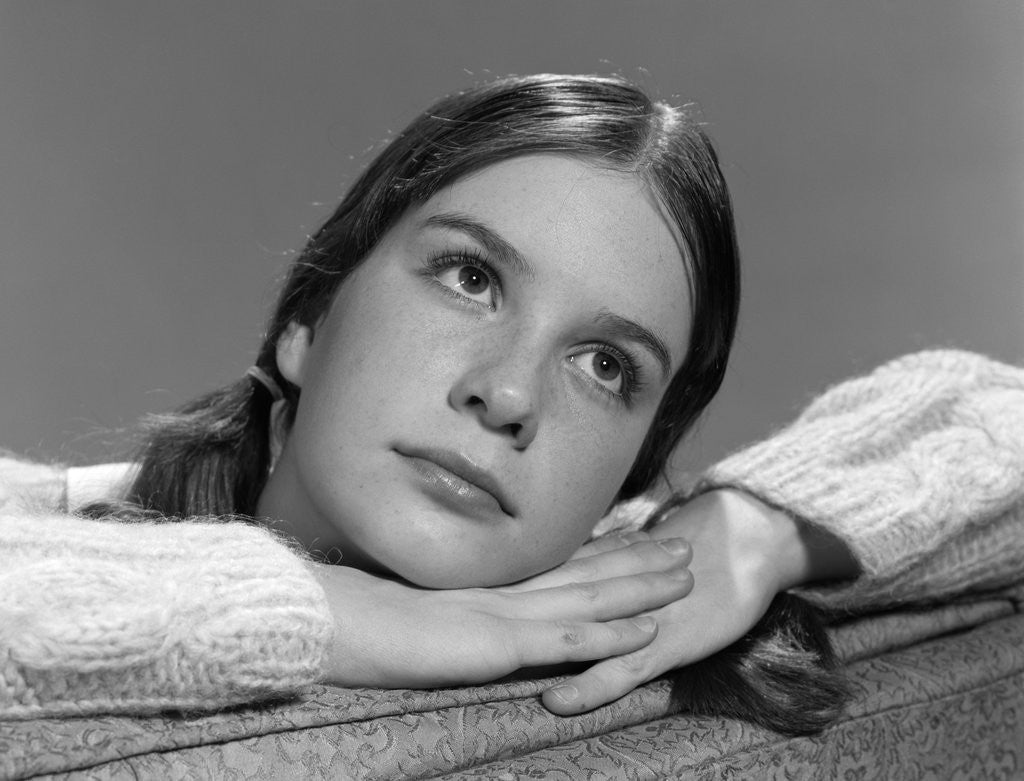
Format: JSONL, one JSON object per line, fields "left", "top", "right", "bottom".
{"left": 704, "top": 489, "right": 859, "bottom": 592}
{"left": 715, "top": 489, "right": 809, "bottom": 594}
{"left": 649, "top": 489, "right": 796, "bottom": 599}
{"left": 651, "top": 488, "right": 858, "bottom": 596}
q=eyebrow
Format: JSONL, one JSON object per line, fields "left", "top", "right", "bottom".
{"left": 421, "top": 212, "right": 536, "bottom": 281}
{"left": 422, "top": 211, "right": 674, "bottom": 381}
{"left": 594, "top": 311, "right": 674, "bottom": 381}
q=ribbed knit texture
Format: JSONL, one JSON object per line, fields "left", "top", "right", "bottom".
{"left": 702, "top": 350, "right": 1024, "bottom": 612}
{"left": 0, "top": 512, "right": 332, "bottom": 720}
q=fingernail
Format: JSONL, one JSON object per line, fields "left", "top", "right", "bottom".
{"left": 549, "top": 684, "right": 578, "bottom": 704}
{"left": 657, "top": 538, "right": 689, "bottom": 556}
{"left": 632, "top": 616, "right": 657, "bottom": 633}
{"left": 667, "top": 567, "right": 693, "bottom": 582}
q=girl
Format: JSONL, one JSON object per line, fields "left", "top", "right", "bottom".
{"left": 106, "top": 70, "right": 775, "bottom": 711}
{"left": 3, "top": 74, "right": 1022, "bottom": 732}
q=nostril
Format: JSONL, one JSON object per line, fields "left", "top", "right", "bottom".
{"left": 508, "top": 422, "right": 522, "bottom": 438}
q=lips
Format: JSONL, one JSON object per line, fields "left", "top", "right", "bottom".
{"left": 396, "top": 446, "right": 516, "bottom": 518}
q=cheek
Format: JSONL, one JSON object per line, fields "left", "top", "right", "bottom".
{"left": 524, "top": 423, "right": 651, "bottom": 552}
{"left": 303, "top": 287, "right": 452, "bottom": 418}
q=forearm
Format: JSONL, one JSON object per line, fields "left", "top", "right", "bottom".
{"left": 698, "top": 350, "right": 1024, "bottom": 611}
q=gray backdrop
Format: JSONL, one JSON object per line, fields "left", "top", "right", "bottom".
{"left": 2, "top": 1, "right": 1021, "bottom": 474}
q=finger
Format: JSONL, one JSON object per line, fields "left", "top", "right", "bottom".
{"left": 502, "top": 538, "right": 692, "bottom": 594}
{"left": 541, "top": 647, "right": 661, "bottom": 715}
{"left": 513, "top": 615, "right": 660, "bottom": 668}
{"left": 502, "top": 569, "right": 694, "bottom": 622}
{"left": 568, "top": 531, "right": 649, "bottom": 561}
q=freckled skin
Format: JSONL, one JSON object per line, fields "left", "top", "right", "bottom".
{"left": 257, "top": 155, "right": 691, "bottom": 588}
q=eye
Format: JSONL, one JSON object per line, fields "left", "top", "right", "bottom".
{"left": 569, "top": 349, "right": 625, "bottom": 396}
{"left": 434, "top": 263, "right": 497, "bottom": 309}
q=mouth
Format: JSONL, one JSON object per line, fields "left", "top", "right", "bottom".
{"left": 395, "top": 446, "right": 516, "bottom": 518}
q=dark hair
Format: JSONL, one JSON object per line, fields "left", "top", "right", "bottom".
{"left": 91, "top": 74, "right": 848, "bottom": 735}
{"left": 648, "top": 494, "right": 850, "bottom": 735}
{"left": 673, "top": 592, "right": 849, "bottom": 736}
{"left": 120, "top": 73, "right": 740, "bottom": 517}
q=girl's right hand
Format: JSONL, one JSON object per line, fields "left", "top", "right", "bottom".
{"left": 534, "top": 490, "right": 859, "bottom": 715}
{"left": 310, "top": 537, "right": 692, "bottom": 689}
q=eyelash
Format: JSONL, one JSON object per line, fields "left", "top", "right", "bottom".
{"left": 572, "top": 343, "right": 645, "bottom": 406}
{"left": 422, "top": 248, "right": 501, "bottom": 311}
{"left": 421, "top": 247, "right": 645, "bottom": 406}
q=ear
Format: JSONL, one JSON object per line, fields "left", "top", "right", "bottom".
{"left": 276, "top": 322, "right": 314, "bottom": 389}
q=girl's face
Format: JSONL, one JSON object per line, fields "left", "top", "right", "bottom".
{"left": 258, "top": 155, "right": 691, "bottom": 587}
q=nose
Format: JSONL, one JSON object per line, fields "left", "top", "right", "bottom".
{"left": 448, "top": 346, "right": 541, "bottom": 449}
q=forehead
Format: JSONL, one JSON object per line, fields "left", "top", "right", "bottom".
{"left": 416, "top": 154, "right": 692, "bottom": 366}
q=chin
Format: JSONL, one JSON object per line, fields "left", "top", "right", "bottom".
{"left": 396, "top": 564, "right": 515, "bottom": 589}
{"left": 386, "top": 553, "right": 541, "bottom": 590}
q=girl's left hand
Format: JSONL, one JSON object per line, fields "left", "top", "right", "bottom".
{"left": 522, "top": 489, "right": 855, "bottom": 714}
{"left": 311, "top": 536, "right": 695, "bottom": 692}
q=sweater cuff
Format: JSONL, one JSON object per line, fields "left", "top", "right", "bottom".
{"left": 700, "top": 350, "right": 1024, "bottom": 609}
{"left": 0, "top": 513, "right": 333, "bottom": 719}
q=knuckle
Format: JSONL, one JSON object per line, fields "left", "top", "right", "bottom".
{"left": 568, "top": 581, "right": 600, "bottom": 602}
{"left": 557, "top": 561, "right": 588, "bottom": 582}
{"left": 611, "top": 651, "right": 650, "bottom": 677}
{"left": 555, "top": 621, "right": 586, "bottom": 648}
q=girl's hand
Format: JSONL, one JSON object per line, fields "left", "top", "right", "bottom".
{"left": 310, "top": 537, "right": 693, "bottom": 689}
{"left": 540, "top": 489, "right": 858, "bottom": 715}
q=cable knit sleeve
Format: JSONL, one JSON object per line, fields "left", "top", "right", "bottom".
{"left": 0, "top": 509, "right": 333, "bottom": 720}
{"left": 701, "top": 349, "right": 1024, "bottom": 613}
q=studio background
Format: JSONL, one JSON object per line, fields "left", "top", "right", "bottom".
{"left": 2, "top": 1, "right": 1021, "bottom": 475}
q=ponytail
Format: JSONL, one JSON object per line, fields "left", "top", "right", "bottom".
{"left": 672, "top": 593, "right": 850, "bottom": 735}
{"left": 648, "top": 495, "right": 850, "bottom": 736}
{"left": 116, "top": 367, "right": 283, "bottom": 518}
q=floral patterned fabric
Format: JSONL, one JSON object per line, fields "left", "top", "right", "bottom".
{"left": 3, "top": 593, "right": 1022, "bottom": 780}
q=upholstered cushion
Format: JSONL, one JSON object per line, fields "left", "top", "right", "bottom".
{"left": 3, "top": 597, "right": 1022, "bottom": 780}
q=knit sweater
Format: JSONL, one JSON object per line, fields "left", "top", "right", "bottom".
{"left": 704, "top": 349, "right": 1024, "bottom": 613}
{"left": 0, "top": 514, "right": 332, "bottom": 720}
{"left": 1, "top": 349, "right": 1021, "bottom": 719}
